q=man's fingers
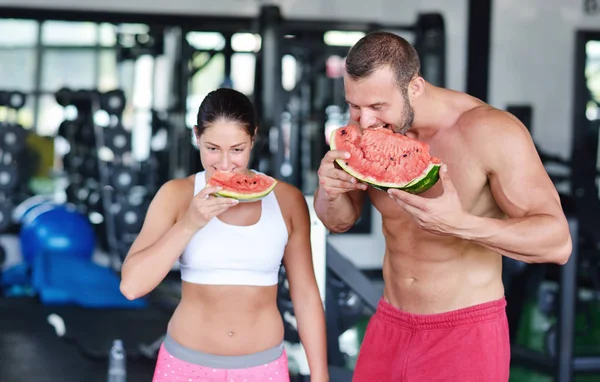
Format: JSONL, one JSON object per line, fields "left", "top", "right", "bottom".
{"left": 324, "top": 181, "right": 367, "bottom": 196}
{"left": 331, "top": 168, "right": 357, "bottom": 183}
{"left": 323, "top": 150, "right": 351, "bottom": 163}
{"left": 388, "top": 189, "right": 429, "bottom": 211}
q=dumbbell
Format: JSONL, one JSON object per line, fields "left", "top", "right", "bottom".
{"left": 0, "top": 91, "right": 28, "bottom": 154}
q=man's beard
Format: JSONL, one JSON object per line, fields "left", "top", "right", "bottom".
{"left": 392, "top": 90, "right": 414, "bottom": 135}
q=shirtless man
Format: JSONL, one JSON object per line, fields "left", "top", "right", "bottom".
{"left": 314, "top": 32, "right": 572, "bottom": 381}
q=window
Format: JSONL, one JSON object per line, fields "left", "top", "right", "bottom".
{"left": 586, "top": 40, "right": 600, "bottom": 121}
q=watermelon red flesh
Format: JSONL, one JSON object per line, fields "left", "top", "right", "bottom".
{"left": 207, "top": 171, "right": 277, "bottom": 200}
{"left": 330, "top": 125, "right": 441, "bottom": 192}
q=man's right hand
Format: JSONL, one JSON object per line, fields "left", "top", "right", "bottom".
{"left": 317, "top": 150, "right": 368, "bottom": 200}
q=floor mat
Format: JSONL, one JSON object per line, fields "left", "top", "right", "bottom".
{"left": 0, "top": 297, "right": 171, "bottom": 382}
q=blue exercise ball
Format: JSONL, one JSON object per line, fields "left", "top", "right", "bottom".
{"left": 20, "top": 203, "right": 96, "bottom": 265}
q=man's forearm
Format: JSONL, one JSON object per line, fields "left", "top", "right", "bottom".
{"left": 313, "top": 188, "right": 358, "bottom": 233}
{"left": 457, "top": 213, "right": 572, "bottom": 264}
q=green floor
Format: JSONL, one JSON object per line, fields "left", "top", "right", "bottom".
{"left": 508, "top": 289, "right": 600, "bottom": 382}
{"left": 346, "top": 286, "right": 600, "bottom": 381}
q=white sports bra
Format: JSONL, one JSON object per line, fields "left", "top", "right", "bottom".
{"left": 178, "top": 171, "right": 289, "bottom": 286}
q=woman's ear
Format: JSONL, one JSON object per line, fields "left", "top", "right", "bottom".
{"left": 193, "top": 126, "right": 201, "bottom": 145}
{"left": 252, "top": 126, "right": 259, "bottom": 147}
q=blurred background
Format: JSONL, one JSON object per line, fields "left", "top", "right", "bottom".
{"left": 0, "top": 0, "right": 599, "bottom": 381}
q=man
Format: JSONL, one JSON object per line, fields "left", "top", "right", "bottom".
{"left": 314, "top": 31, "right": 572, "bottom": 381}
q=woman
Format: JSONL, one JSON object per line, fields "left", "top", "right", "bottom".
{"left": 120, "top": 88, "right": 329, "bottom": 382}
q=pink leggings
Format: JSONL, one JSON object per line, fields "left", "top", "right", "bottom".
{"left": 152, "top": 334, "right": 290, "bottom": 382}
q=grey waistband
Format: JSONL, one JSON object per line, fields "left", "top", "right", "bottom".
{"left": 163, "top": 333, "right": 284, "bottom": 369}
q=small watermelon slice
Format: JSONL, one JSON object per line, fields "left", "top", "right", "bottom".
{"left": 207, "top": 170, "right": 278, "bottom": 202}
{"left": 329, "top": 125, "right": 442, "bottom": 194}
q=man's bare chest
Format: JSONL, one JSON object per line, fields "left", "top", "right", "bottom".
{"left": 369, "top": 140, "right": 489, "bottom": 216}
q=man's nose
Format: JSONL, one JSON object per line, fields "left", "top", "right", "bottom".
{"left": 359, "top": 114, "right": 380, "bottom": 129}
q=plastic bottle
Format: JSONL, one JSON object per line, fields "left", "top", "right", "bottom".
{"left": 108, "top": 339, "right": 127, "bottom": 382}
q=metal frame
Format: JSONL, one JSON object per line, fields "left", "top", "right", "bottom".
{"left": 0, "top": 7, "right": 255, "bottom": 32}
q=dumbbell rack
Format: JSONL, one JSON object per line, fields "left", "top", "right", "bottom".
{"left": 56, "top": 88, "right": 149, "bottom": 270}
{"left": 0, "top": 91, "right": 29, "bottom": 232}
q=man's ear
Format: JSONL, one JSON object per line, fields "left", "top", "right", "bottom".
{"left": 408, "top": 76, "right": 426, "bottom": 100}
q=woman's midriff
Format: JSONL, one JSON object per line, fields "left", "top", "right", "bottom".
{"left": 166, "top": 282, "right": 285, "bottom": 356}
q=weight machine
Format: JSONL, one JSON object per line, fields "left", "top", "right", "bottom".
{"left": 506, "top": 31, "right": 600, "bottom": 382}
{"left": 253, "top": 5, "right": 446, "bottom": 192}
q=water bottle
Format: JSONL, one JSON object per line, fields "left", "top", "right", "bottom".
{"left": 108, "top": 339, "right": 127, "bottom": 382}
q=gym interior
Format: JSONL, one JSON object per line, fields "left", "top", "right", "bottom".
{"left": 0, "top": 0, "right": 599, "bottom": 381}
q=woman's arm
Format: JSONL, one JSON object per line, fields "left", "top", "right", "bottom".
{"left": 279, "top": 184, "right": 329, "bottom": 382}
{"left": 120, "top": 179, "right": 195, "bottom": 300}
{"left": 120, "top": 179, "right": 238, "bottom": 300}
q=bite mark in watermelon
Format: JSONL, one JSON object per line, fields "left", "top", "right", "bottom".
{"left": 329, "top": 125, "right": 442, "bottom": 194}
{"left": 207, "top": 170, "right": 277, "bottom": 202}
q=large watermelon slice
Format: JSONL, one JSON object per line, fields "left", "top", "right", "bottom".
{"left": 329, "top": 125, "right": 442, "bottom": 194}
{"left": 207, "top": 170, "right": 277, "bottom": 202}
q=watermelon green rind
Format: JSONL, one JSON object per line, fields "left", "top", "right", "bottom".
{"left": 329, "top": 127, "right": 442, "bottom": 195}
{"left": 335, "top": 158, "right": 440, "bottom": 194}
{"left": 214, "top": 182, "right": 277, "bottom": 202}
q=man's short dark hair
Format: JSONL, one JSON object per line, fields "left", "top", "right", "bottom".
{"left": 345, "top": 31, "right": 421, "bottom": 89}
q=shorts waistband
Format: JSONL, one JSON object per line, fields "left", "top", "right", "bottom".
{"left": 375, "top": 296, "right": 507, "bottom": 331}
{"left": 163, "top": 333, "right": 284, "bottom": 369}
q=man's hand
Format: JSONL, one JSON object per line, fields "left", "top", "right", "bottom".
{"left": 317, "top": 150, "right": 367, "bottom": 200}
{"left": 387, "top": 165, "right": 470, "bottom": 236}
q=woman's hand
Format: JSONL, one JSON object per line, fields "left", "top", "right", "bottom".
{"left": 180, "top": 186, "right": 238, "bottom": 231}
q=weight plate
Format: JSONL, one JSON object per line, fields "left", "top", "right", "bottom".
{"left": 55, "top": 88, "right": 73, "bottom": 107}
{"left": 100, "top": 90, "right": 126, "bottom": 116}
{"left": 8, "top": 91, "right": 26, "bottom": 109}
{"left": 111, "top": 166, "right": 138, "bottom": 192}
{"left": 116, "top": 203, "right": 144, "bottom": 233}
{"left": 104, "top": 126, "right": 131, "bottom": 155}
{"left": 57, "top": 120, "right": 77, "bottom": 139}
{"left": 75, "top": 123, "right": 96, "bottom": 146}
{"left": 0, "top": 124, "right": 27, "bottom": 153}
{"left": 0, "top": 164, "right": 19, "bottom": 191}
{"left": 81, "top": 158, "right": 99, "bottom": 179}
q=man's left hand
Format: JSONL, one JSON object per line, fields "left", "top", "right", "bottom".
{"left": 387, "top": 165, "right": 470, "bottom": 236}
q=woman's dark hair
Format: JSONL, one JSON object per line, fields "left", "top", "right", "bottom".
{"left": 194, "top": 88, "right": 257, "bottom": 139}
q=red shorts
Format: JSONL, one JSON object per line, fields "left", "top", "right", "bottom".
{"left": 353, "top": 297, "right": 510, "bottom": 382}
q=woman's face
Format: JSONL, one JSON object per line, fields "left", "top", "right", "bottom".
{"left": 197, "top": 119, "right": 253, "bottom": 178}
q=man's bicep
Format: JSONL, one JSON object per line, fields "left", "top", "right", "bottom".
{"left": 485, "top": 122, "right": 561, "bottom": 219}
